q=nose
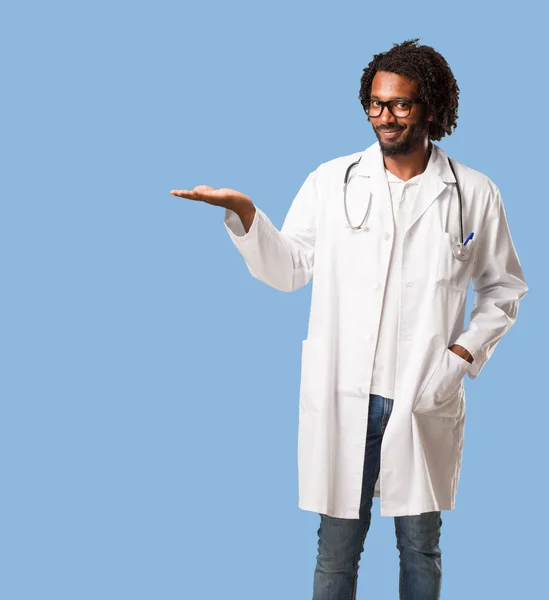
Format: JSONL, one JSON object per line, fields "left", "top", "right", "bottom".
{"left": 379, "top": 105, "right": 398, "bottom": 126}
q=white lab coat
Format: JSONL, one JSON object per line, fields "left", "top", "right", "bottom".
{"left": 223, "top": 141, "right": 528, "bottom": 518}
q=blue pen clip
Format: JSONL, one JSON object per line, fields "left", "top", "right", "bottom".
{"left": 463, "top": 232, "right": 474, "bottom": 246}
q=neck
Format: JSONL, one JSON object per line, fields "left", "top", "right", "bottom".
{"left": 383, "top": 140, "right": 432, "bottom": 181}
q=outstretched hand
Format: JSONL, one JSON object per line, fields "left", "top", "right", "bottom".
{"left": 170, "top": 185, "right": 253, "bottom": 213}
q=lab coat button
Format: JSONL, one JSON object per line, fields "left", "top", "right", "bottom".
{"left": 406, "top": 281, "right": 414, "bottom": 288}
{"left": 358, "top": 387, "right": 368, "bottom": 396}
{"left": 373, "top": 283, "right": 380, "bottom": 290}
{"left": 384, "top": 232, "right": 391, "bottom": 240}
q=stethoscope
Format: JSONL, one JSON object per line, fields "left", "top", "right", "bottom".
{"left": 343, "top": 154, "right": 474, "bottom": 261}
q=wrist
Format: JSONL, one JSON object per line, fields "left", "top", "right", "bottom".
{"left": 236, "top": 203, "right": 255, "bottom": 218}
{"left": 235, "top": 204, "right": 256, "bottom": 234}
{"left": 228, "top": 198, "right": 254, "bottom": 215}
{"left": 448, "top": 344, "right": 473, "bottom": 364}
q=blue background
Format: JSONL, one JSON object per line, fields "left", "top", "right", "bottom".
{"left": 2, "top": 1, "right": 545, "bottom": 598}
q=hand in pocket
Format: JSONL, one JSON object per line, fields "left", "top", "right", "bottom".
{"left": 414, "top": 348, "right": 469, "bottom": 416}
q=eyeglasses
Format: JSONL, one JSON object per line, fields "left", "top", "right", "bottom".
{"left": 365, "top": 99, "right": 422, "bottom": 118}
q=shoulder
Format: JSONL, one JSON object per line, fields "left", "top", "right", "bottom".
{"left": 439, "top": 149, "right": 505, "bottom": 228}
{"left": 308, "top": 145, "right": 373, "bottom": 187}
{"left": 315, "top": 150, "right": 364, "bottom": 172}
{"left": 443, "top": 150, "right": 499, "bottom": 197}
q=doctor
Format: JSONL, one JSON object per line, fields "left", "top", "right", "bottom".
{"left": 170, "top": 38, "right": 528, "bottom": 600}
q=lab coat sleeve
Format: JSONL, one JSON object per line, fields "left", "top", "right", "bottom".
{"left": 222, "top": 170, "right": 318, "bottom": 292}
{"left": 454, "top": 186, "right": 528, "bottom": 379}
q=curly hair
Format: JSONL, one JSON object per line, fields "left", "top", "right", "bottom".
{"left": 358, "top": 38, "right": 459, "bottom": 141}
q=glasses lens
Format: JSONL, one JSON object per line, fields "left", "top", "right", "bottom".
{"left": 391, "top": 101, "right": 412, "bottom": 117}
{"left": 367, "top": 100, "right": 413, "bottom": 117}
{"left": 367, "top": 101, "right": 382, "bottom": 117}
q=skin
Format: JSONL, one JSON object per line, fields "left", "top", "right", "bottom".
{"left": 170, "top": 70, "right": 473, "bottom": 364}
{"left": 368, "top": 70, "right": 434, "bottom": 181}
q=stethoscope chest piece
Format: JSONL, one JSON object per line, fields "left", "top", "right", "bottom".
{"left": 452, "top": 243, "right": 470, "bottom": 262}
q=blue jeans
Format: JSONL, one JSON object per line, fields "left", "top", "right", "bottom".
{"left": 312, "top": 394, "right": 442, "bottom": 600}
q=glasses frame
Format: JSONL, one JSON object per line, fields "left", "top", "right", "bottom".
{"left": 365, "top": 98, "right": 423, "bottom": 118}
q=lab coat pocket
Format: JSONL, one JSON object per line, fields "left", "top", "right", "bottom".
{"left": 299, "top": 337, "right": 332, "bottom": 415}
{"left": 413, "top": 348, "right": 468, "bottom": 417}
{"left": 436, "top": 232, "right": 477, "bottom": 293}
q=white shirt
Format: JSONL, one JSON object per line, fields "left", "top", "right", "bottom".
{"left": 369, "top": 168, "right": 424, "bottom": 399}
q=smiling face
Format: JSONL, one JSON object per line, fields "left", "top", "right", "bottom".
{"left": 368, "top": 71, "right": 434, "bottom": 157}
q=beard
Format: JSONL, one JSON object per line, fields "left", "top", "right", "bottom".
{"left": 372, "top": 120, "right": 430, "bottom": 157}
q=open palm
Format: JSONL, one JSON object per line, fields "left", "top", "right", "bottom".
{"left": 170, "top": 185, "right": 251, "bottom": 210}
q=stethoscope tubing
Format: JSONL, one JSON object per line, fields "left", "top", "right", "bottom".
{"left": 445, "top": 156, "right": 464, "bottom": 245}
{"left": 343, "top": 154, "right": 466, "bottom": 255}
{"left": 343, "top": 158, "right": 372, "bottom": 230}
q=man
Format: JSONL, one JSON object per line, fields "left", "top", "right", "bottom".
{"left": 170, "top": 38, "right": 528, "bottom": 600}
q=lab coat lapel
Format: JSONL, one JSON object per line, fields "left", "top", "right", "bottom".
{"left": 406, "top": 144, "right": 456, "bottom": 234}
{"left": 354, "top": 141, "right": 456, "bottom": 235}
{"left": 354, "top": 142, "right": 394, "bottom": 236}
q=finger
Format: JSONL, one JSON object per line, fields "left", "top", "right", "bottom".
{"left": 170, "top": 189, "right": 210, "bottom": 194}
{"left": 170, "top": 185, "right": 217, "bottom": 197}
{"left": 170, "top": 189, "right": 191, "bottom": 195}
{"left": 170, "top": 190, "right": 203, "bottom": 199}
